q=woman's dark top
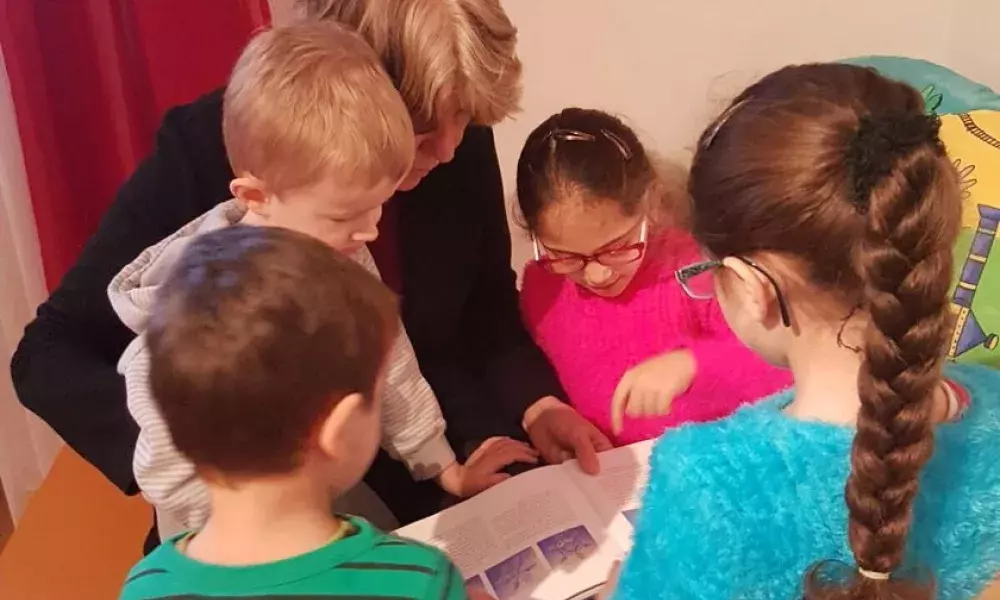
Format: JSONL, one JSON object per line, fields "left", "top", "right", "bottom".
{"left": 11, "top": 89, "right": 565, "bottom": 494}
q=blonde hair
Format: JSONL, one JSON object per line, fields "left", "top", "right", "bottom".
{"left": 223, "top": 22, "right": 414, "bottom": 193}
{"left": 301, "top": 0, "right": 522, "bottom": 127}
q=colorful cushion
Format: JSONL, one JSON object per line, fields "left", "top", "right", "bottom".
{"left": 940, "top": 111, "right": 1000, "bottom": 366}
{"left": 843, "top": 57, "right": 1000, "bottom": 367}
{"left": 843, "top": 56, "right": 1000, "bottom": 115}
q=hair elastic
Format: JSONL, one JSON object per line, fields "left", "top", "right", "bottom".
{"left": 845, "top": 112, "right": 943, "bottom": 214}
{"left": 858, "top": 568, "right": 891, "bottom": 581}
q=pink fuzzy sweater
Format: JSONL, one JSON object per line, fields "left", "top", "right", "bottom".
{"left": 520, "top": 230, "right": 792, "bottom": 446}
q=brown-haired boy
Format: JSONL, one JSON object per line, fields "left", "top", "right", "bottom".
{"left": 119, "top": 225, "right": 466, "bottom": 599}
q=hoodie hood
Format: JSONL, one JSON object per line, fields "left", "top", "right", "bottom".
{"left": 108, "top": 200, "right": 246, "bottom": 335}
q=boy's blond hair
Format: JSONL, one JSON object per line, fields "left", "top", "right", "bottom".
{"left": 301, "top": 0, "right": 522, "bottom": 127}
{"left": 223, "top": 22, "right": 413, "bottom": 193}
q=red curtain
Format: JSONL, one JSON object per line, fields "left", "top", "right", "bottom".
{"left": 1, "top": 0, "right": 270, "bottom": 289}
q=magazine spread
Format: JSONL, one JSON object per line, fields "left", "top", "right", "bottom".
{"left": 396, "top": 441, "right": 654, "bottom": 600}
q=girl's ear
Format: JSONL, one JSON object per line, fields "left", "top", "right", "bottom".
{"left": 230, "top": 176, "right": 270, "bottom": 217}
{"left": 719, "top": 257, "right": 781, "bottom": 328}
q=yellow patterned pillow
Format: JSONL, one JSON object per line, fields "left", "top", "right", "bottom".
{"left": 941, "top": 110, "right": 1000, "bottom": 366}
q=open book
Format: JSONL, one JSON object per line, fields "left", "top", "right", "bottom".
{"left": 396, "top": 440, "right": 654, "bottom": 600}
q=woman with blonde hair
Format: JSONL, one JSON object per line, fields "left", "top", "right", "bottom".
{"left": 13, "top": 0, "right": 609, "bottom": 543}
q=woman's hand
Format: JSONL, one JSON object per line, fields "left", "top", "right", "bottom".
{"left": 611, "top": 350, "right": 696, "bottom": 434}
{"left": 436, "top": 437, "right": 539, "bottom": 498}
{"left": 524, "top": 397, "right": 613, "bottom": 475}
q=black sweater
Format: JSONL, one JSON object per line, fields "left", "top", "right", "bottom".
{"left": 11, "top": 90, "right": 565, "bottom": 493}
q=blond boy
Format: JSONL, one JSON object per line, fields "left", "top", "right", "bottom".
{"left": 109, "top": 22, "right": 535, "bottom": 535}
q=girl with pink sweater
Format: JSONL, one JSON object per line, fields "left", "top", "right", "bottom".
{"left": 517, "top": 108, "right": 791, "bottom": 446}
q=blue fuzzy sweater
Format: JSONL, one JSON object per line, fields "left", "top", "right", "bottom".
{"left": 617, "top": 364, "right": 1000, "bottom": 600}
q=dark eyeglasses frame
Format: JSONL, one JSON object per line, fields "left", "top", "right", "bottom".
{"left": 675, "top": 256, "right": 791, "bottom": 327}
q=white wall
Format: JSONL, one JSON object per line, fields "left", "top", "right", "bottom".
{"left": 947, "top": 0, "right": 1000, "bottom": 91}
{"left": 495, "top": 0, "right": 998, "bottom": 270}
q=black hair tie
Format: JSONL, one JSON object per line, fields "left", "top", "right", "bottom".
{"left": 845, "top": 112, "right": 942, "bottom": 215}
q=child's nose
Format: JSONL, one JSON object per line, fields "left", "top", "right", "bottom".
{"left": 351, "top": 227, "right": 378, "bottom": 243}
{"left": 351, "top": 208, "right": 383, "bottom": 243}
{"left": 584, "top": 262, "right": 614, "bottom": 286}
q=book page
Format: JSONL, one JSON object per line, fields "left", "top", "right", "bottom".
{"left": 564, "top": 440, "right": 654, "bottom": 551}
{"left": 396, "top": 465, "right": 623, "bottom": 600}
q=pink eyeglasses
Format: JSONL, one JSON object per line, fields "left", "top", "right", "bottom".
{"left": 533, "top": 219, "right": 647, "bottom": 275}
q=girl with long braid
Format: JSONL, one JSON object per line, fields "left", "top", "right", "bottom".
{"left": 616, "top": 63, "right": 1000, "bottom": 599}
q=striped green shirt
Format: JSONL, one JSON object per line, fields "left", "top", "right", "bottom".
{"left": 119, "top": 517, "right": 466, "bottom": 600}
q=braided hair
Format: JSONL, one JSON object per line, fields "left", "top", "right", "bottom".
{"left": 689, "top": 63, "right": 961, "bottom": 598}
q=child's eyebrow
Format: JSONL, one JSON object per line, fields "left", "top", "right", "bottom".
{"left": 545, "top": 229, "right": 634, "bottom": 256}
{"left": 594, "top": 230, "right": 634, "bottom": 251}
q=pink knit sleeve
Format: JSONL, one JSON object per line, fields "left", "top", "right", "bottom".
{"left": 683, "top": 339, "right": 791, "bottom": 412}
{"left": 672, "top": 298, "right": 792, "bottom": 420}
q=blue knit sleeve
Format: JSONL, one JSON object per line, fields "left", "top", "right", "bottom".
{"left": 615, "top": 424, "right": 750, "bottom": 600}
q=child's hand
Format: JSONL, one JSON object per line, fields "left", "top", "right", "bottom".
{"left": 524, "top": 397, "right": 611, "bottom": 475}
{"left": 437, "top": 437, "right": 539, "bottom": 498}
{"left": 467, "top": 586, "right": 495, "bottom": 600}
{"left": 597, "top": 560, "right": 622, "bottom": 600}
{"left": 611, "top": 350, "right": 696, "bottom": 434}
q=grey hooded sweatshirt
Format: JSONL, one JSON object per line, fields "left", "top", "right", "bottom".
{"left": 108, "top": 200, "right": 455, "bottom": 531}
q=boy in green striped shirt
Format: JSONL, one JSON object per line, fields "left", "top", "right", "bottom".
{"left": 118, "top": 224, "right": 465, "bottom": 600}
